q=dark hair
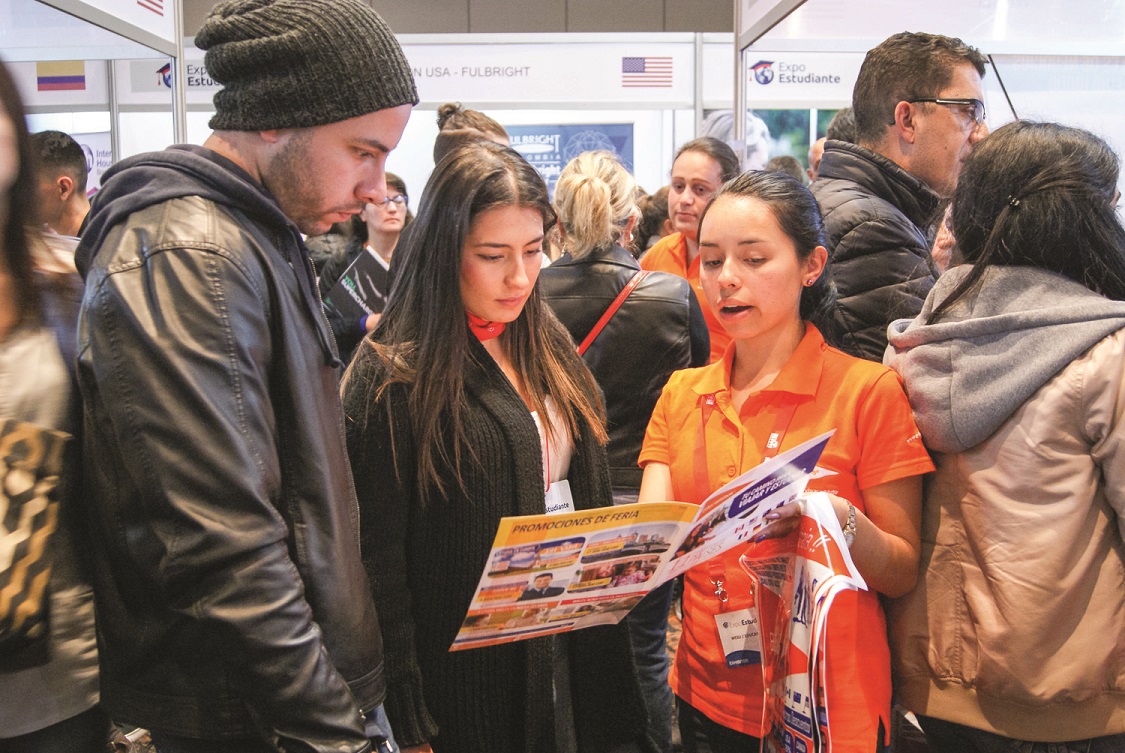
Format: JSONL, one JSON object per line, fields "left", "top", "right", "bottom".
{"left": 765, "top": 155, "right": 806, "bottom": 184}
{"left": 699, "top": 170, "right": 838, "bottom": 340}
{"left": 433, "top": 102, "right": 509, "bottom": 164}
{"left": 31, "top": 129, "right": 88, "bottom": 193}
{"left": 635, "top": 185, "right": 670, "bottom": 254}
{"left": 825, "top": 107, "right": 856, "bottom": 143}
{"left": 852, "top": 32, "right": 986, "bottom": 146}
{"left": 929, "top": 121, "right": 1125, "bottom": 322}
{"left": 0, "top": 59, "right": 40, "bottom": 324}
{"left": 436, "top": 102, "right": 508, "bottom": 139}
{"left": 674, "top": 137, "right": 741, "bottom": 185}
{"left": 349, "top": 141, "right": 606, "bottom": 501}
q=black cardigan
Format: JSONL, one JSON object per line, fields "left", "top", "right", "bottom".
{"left": 342, "top": 337, "right": 649, "bottom": 753}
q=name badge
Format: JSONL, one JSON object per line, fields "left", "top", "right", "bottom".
{"left": 714, "top": 608, "right": 761, "bottom": 668}
{"left": 544, "top": 479, "right": 575, "bottom": 516}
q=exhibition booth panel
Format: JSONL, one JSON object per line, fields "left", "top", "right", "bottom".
{"left": 2, "top": 0, "right": 183, "bottom": 192}
{"left": 736, "top": 0, "right": 1125, "bottom": 197}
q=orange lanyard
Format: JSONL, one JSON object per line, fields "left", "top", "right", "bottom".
{"left": 694, "top": 393, "right": 799, "bottom": 606}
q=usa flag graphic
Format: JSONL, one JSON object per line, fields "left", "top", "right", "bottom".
{"left": 621, "top": 56, "right": 673, "bottom": 88}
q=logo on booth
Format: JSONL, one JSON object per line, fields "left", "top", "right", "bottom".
{"left": 751, "top": 61, "right": 774, "bottom": 85}
{"left": 157, "top": 63, "right": 172, "bottom": 88}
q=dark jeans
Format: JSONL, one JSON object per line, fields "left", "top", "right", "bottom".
{"left": 626, "top": 580, "right": 675, "bottom": 753}
{"left": 0, "top": 705, "right": 108, "bottom": 753}
{"left": 676, "top": 697, "right": 760, "bottom": 753}
{"left": 917, "top": 715, "right": 1125, "bottom": 753}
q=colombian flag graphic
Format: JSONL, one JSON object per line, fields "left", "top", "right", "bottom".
{"left": 36, "top": 61, "right": 86, "bottom": 91}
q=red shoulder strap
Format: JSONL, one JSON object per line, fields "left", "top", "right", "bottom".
{"left": 576, "top": 270, "right": 649, "bottom": 356}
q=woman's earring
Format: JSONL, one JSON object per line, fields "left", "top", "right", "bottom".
{"left": 804, "top": 278, "right": 815, "bottom": 287}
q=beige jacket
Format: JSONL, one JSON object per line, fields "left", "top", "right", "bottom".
{"left": 886, "top": 267, "right": 1125, "bottom": 741}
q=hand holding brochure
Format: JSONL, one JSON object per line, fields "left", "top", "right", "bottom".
{"left": 451, "top": 430, "right": 834, "bottom": 650}
{"left": 740, "top": 492, "right": 867, "bottom": 751}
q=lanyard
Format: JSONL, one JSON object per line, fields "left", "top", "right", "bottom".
{"left": 694, "top": 392, "right": 800, "bottom": 607}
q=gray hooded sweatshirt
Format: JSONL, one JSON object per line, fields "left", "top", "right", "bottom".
{"left": 884, "top": 265, "right": 1125, "bottom": 453}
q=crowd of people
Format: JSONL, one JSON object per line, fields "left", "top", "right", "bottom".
{"left": 0, "top": 2, "right": 1122, "bottom": 753}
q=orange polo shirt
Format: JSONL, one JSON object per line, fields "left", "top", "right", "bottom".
{"left": 640, "top": 325, "right": 933, "bottom": 747}
{"left": 640, "top": 232, "right": 730, "bottom": 363}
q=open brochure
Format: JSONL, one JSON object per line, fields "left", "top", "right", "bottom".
{"left": 450, "top": 430, "right": 834, "bottom": 650}
{"left": 740, "top": 493, "right": 867, "bottom": 752}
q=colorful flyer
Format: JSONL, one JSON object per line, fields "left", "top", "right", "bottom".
{"left": 739, "top": 493, "right": 866, "bottom": 752}
{"left": 451, "top": 431, "right": 834, "bottom": 650}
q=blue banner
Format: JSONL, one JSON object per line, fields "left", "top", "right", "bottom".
{"left": 507, "top": 123, "right": 635, "bottom": 197}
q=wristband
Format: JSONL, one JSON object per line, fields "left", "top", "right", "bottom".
{"left": 843, "top": 502, "right": 857, "bottom": 548}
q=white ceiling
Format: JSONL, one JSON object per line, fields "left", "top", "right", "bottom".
{"left": 751, "top": 0, "right": 1125, "bottom": 55}
{"left": 0, "top": 0, "right": 166, "bottom": 61}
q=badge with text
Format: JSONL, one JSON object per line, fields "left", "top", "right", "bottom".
{"left": 715, "top": 608, "right": 761, "bottom": 667}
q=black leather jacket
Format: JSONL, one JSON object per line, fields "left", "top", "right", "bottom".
{"left": 75, "top": 146, "right": 383, "bottom": 751}
{"left": 540, "top": 245, "right": 709, "bottom": 489}
{"left": 812, "top": 140, "right": 941, "bottom": 362}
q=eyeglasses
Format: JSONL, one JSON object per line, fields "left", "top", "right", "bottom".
{"left": 377, "top": 195, "right": 407, "bottom": 207}
{"left": 908, "top": 98, "right": 986, "bottom": 126}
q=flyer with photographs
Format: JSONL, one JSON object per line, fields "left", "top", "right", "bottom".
{"left": 739, "top": 493, "right": 866, "bottom": 753}
{"left": 450, "top": 431, "right": 834, "bottom": 651}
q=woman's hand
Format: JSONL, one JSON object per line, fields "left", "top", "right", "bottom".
{"left": 753, "top": 500, "right": 802, "bottom": 540}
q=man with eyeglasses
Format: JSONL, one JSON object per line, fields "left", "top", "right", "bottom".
{"left": 812, "top": 31, "right": 988, "bottom": 361}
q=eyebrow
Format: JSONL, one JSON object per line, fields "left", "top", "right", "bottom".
{"left": 699, "top": 239, "right": 764, "bottom": 247}
{"left": 472, "top": 236, "right": 546, "bottom": 249}
{"left": 356, "top": 138, "right": 392, "bottom": 154}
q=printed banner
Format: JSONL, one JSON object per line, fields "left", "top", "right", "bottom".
{"left": 507, "top": 123, "right": 634, "bottom": 197}
{"left": 740, "top": 493, "right": 867, "bottom": 752}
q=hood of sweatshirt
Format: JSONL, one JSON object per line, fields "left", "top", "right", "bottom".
{"left": 885, "top": 265, "right": 1125, "bottom": 453}
{"left": 75, "top": 144, "right": 340, "bottom": 366}
{"left": 76, "top": 144, "right": 300, "bottom": 277}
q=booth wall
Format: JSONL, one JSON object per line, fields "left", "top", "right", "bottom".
{"left": 182, "top": 0, "right": 734, "bottom": 34}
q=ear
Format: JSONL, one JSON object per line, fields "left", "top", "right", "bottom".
{"left": 259, "top": 129, "right": 286, "bottom": 145}
{"left": 623, "top": 215, "right": 637, "bottom": 239}
{"left": 56, "top": 175, "right": 75, "bottom": 201}
{"left": 893, "top": 100, "right": 920, "bottom": 145}
{"left": 802, "top": 245, "right": 828, "bottom": 284}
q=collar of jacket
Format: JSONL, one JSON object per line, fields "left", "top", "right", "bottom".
{"left": 818, "top": 139, "right": 942, "bottom": 230}
{"left": 551, "top": 244, "right": 641, "bottom": 270}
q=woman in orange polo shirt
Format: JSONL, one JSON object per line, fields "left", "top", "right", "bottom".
{"left": 639, "top": 170, "right": 933, "bottom": 753}
{"left": 641, "top": 137, "right": 741, "bottom": 363}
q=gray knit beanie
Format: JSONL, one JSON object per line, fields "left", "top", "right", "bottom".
{"left": 196, "top": 0, "right": 418, "bottom": 131}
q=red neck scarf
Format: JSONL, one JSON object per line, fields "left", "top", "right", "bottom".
{"left": 467, "top": 311, "right": 505, "bottom": 342}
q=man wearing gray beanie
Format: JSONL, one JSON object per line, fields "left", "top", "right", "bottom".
{"left": 73, "top": 2, "right": 417, "bottom": 752}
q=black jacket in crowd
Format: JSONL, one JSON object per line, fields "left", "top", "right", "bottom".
{"left": 811, "top": 139, "right": 942, "bottom": 362}
{"left": 539, "top": 244, "right": 709, "bottom": 490}
{"left": 74, "top": 145, "right": 384, "bottom": 752}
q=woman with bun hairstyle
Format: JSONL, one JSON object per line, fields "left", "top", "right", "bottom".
{"left": 639, "top": 170, "right": 933, "bottom": 752}
{"left": 342, "top": 140, "right": 650, "bottom": 753}
{"left": 432, "top": 102, "right": 509, "bottom": 164}
{"left": 539, "top": 150, "right": 708, "bottom": 753}
{"left": 886, "top": 121, "right": 1125, "bottom": 752}
{"left": 641, "top": 137, "right": 741, "bottom": 362}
